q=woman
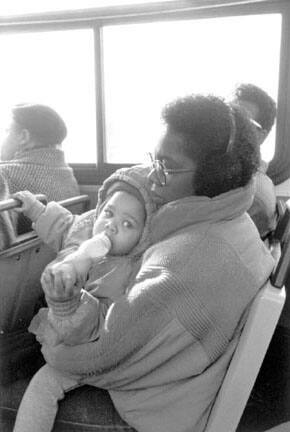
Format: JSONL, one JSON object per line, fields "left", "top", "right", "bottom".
{"left": 16, "top": 95, "right": 274, "bottom": 432}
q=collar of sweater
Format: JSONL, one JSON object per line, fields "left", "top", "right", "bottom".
{"left": 150, "top": 180, "right": 255, "bottom": 243}
{"left": 5, "top": 147, "right": 66, "bottom": 167}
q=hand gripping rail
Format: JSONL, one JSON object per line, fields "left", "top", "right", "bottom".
{"left": 0, "top": 194, "right": 90, "bottom": 257}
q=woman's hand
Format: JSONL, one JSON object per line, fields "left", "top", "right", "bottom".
{"left": 41, "top": 260, "right": 81, "bottom": 300}
{"left": 12, "top": 190, "right": 45, "bottom": 221}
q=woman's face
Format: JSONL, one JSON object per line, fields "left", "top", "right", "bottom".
{"left": 148, "top": 128, "right": 196, "bottom": 203}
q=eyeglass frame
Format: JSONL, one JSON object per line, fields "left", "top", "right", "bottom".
{"left": 148, "top": 152, "right": 195, "bottom": 186}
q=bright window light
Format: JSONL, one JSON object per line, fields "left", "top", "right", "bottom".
{"left": 0, "top": 29, "right": 96, "bottom": 163}
{"left": 103, "top": 14, "right": 281, "bottom": 163}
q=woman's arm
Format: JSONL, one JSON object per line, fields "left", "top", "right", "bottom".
{"left": 47, "top": 291, "right": 111, "bottom": 345}
{"left": 41, "top": 265, "right": 170, "bottom": 382}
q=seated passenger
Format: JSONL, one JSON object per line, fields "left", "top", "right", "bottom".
{"left": 0, "top": 103, "right": 80, "bottom": 233}
{"left": 0, "top": 172, "right": 15, "bottom": 249}
{"left": 233, "top": 83, "right": 277, "bottom": 239}
{"left": 14, "top": 95, "right": 274, "bottom": 432}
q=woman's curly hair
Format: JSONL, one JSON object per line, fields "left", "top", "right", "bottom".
{"left": 162, "top": 94, "right": 260, "bottom": 198}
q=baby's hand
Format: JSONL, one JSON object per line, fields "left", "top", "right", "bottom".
{"left": 41, "top": 260, "right": 81, "bottom": 301}
{"left": 12, "top": 191, "right": 45, "bottom": 222}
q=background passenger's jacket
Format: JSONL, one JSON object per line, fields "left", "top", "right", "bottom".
{"left": 0, "top": 147, "right": 80, "bottom": 233}
{"left": 248, "top": 163, "right": 277, "bottom": 239}
{"left": 34, "top": 167, "right": 274, "bottom": 432}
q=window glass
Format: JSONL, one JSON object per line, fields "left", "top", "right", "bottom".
{"left": 103, "top": 14, "right": 281, "bottom": 163}
{"left": 0, "top": 29, "right": 96, "bottom": 163}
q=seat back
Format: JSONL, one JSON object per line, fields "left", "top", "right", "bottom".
{"left": 205, "top": 201, "right": 290, "bottom": 432}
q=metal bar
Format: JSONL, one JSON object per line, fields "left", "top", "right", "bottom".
{"left": 0, "top": 194, "right": 47, "bottom": 212}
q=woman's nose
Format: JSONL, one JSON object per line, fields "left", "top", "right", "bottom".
{"left": 147, "top": 167, "right": 163, "bottom": 189}
{"left": 147, "top": 167, "right": 158, "bottom": 186}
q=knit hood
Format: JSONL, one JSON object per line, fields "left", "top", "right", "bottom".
{"left": 95, "top": 165, "right": 160, "bottom": 257}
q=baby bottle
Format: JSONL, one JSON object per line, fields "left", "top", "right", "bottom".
{"left": 77, "top": 232, "right": 112, "bottom": 260}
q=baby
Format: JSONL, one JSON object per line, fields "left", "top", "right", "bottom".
{"left": 13, "top": 172, "right": 156, "bottom": 432}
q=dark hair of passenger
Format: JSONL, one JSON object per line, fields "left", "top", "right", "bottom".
{"left": 162, "top": 94, "right": 260, "bottom": 198}
{"left": 234, "top": 83, "right": 277, "bottom": 133}
{"left": 12, "top": 103, "right": 67, "bottom": 147}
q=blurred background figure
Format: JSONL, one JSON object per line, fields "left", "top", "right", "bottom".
{"left": 233, "top": 83, "right": 277, "bottom": 239}
{"left": 0, "top": 104, "right": 79, "bottom": 233}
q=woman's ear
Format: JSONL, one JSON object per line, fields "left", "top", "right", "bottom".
{"left": 19, "top": 128, "right": 31, "bottom": 147}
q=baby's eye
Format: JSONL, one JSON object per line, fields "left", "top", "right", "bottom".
{"left": 123, "top": 220, "right": 133, "bottom": 229}
{"left": 104, "top": 209, "right": 113, "bottom": 218}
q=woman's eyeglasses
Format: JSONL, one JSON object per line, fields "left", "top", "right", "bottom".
{"left": 148, "top": 152, "right": 195, "bottom": 186}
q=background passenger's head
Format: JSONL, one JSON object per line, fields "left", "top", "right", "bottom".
{"left": 0, "top": 104, "right": 67, "bottom": 161}
{"left": 148, "top": 94, "right": 260, "bottom": 201}
{"left": 233, "top": 83, "right": 277, "bottom": 145}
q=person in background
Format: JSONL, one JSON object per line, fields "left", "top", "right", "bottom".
{"left": 12, "top": 94, "right": 274, "bottom": 432}
{"left": 0, "top": 103, "right": 80, "bottom": 233}
{"left": 233, "top": 83, "right": 277, "bottom": 239}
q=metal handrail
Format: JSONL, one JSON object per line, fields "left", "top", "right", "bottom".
{"left": 0, "top": 194, "right": 47, "bottom": 212}
{"left": 0, "top": 194, "right": 91, "bottom": 257}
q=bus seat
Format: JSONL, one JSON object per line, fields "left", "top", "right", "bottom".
{"left": 205, "top": 200, "right": 290, "bottom": 432}
{"left": 205, "top": 274, "right": 286, "bottom": 432}
{"left": 270, "top": 198, "right": 290, "bottom": 246}
{"left": 0, "top": 194, "right": 90, "bottom": 385}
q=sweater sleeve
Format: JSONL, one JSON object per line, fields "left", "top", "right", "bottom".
{"left": 33, "top": 202, "right": 77, "bottom": 252}
{"left": 46, "top": 290, "right": 111, "bottom": 345}
{"left": 41, "top": 265, "right": 173, "bottom": 382}
{"left": 33, "top": 204, "right": 95, "bottom": 253}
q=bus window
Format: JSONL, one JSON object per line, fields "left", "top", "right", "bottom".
{"left": 0, "top": 28, "right": 96, "bottom": 164}
{"left": 103, "top": 14, "right": 281, "bottom": 164}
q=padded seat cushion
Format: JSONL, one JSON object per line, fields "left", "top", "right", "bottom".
{"left": 0, "top": 378, "right": 136, "bottom": 432}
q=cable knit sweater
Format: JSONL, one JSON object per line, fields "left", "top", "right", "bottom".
{"left": 33, "top": 167, "right": 274, "bottom": 432}
{"left": 0, "top": 147, "right": 79, "bottom": 233}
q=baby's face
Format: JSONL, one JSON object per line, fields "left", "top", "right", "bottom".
{"left": 93, "top": 191, "right": 146, "bottom": 255}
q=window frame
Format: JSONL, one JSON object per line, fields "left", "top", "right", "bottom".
{"left": 0, "top": 0, "right": 289, "bottom": 185}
